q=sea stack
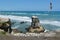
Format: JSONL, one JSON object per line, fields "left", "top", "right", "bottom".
{"left": 0, "top": 18, "right": 12, "bottom": 33}
{"left": 26, "top": 16, "right": 45, "bottom": 33}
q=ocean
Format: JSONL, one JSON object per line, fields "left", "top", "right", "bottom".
{"left": 0, "top": 11, "right": 60, "bottom": 32}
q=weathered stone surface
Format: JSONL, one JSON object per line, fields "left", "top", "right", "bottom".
{"left": 0, "top": 17, "right": 9, "bottom": 23}
{"left": 0, "top": 17, "right": 12, "bottom": 33}
{"left": 26, "top": 16, "right": 45, "bottom": 33}
{"left": 30, "top": 27, "right": 44, "bottom": 33}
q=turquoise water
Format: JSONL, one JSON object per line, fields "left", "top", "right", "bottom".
{"left": 0, "top": 11, "right": 60, "bottom": 32}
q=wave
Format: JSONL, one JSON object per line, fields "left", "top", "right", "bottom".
{"left": 0, "top": 15, "right": 60, "bottom": 27}
{"left": 40, "top": 20, "right": 60, "bottom": 27}
{"left": 31, "top": 13, "right": 49, "bottom": 16}
{"left": 0, "top": 12, "right": 27, "bottom": 15}
{"left": 10, "top": 13, "right": 27, "bottom": 15}
{"left": 1, "top": 12, "right": 60, "bottom": 16}
{"left": 0, "top": 12, "right": 49, "bottom": 16}
{"left": 0, "top": 15, "right": 31, "bottom": 22}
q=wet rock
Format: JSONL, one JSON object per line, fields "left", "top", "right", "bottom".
{"left": 20, "top": 21, "right": 27, "bottom": 24}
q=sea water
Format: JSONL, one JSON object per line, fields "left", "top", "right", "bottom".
{"left": 0, "top": 11, "right": 60, "bottom": 32}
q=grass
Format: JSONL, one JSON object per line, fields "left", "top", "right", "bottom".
{"left": 0, "top": 31, "right": 6, "bottom": 35}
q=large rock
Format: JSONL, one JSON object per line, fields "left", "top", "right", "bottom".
{"left": 0, "top": 17, "right": 9, "bottom": 23}
{"left": 26, "top": 16, "right": 45, "bottom": 33}
{"left": 26, "top": 26, "right": 45, "bottom": 33}
{"left": 0, "top": 17, "right": 12, "bottom": 33}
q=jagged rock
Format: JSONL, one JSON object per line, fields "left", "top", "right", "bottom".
{"left": 0, "top": 17, "right": 12, "bottom": 33}
{"left": 26, "top": 16, "right": 45, "bottom": 33}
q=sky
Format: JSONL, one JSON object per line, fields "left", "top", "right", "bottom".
{"left": 0, "top": 0, "right": 60, "bottom": 11}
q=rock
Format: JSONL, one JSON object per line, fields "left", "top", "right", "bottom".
{"left": 27, "top": 26, "right": 45, "bottom": 33}
{"left": 26, "top": 16, "right": 45, "bottom": 33}
{"left": 0, "top": 17, "right": 10, "bottom": 23}
{"left": 0, "top": 17, "right": 12, "bottom": 33}
{"left": 0, "top": 29, "right": 4, "bottom": 32}
{"left": 20, "top": 21, "right": 27, "bottom": 24}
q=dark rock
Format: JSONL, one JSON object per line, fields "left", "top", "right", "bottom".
{"left": 0, "top": 18, "right": 12, "bottom": 33}
{"left": 20, "top": 21, "right": 27, "bottom": 24}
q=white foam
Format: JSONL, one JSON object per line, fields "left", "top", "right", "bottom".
{"left": 10, "top": 13, "right": 27, "bottom": 15}
{"left": 0, "top": 15, "right": 31, "bottom": 22}
{"left": 0, "top": 15, "right": 60, "bottom": 27}
{"left": 32, "top": 13, "right": 48, "bottom": 16}
{"left": 40, "top": 20, "right": 60, "bottom": 27}
{"left": 44, "top": 29, "right": 49, "bottom": 32}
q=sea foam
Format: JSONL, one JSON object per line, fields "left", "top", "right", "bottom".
{"left": 0, "top": 15, "right": 31, "bottom": 22}
{"left": 0, "top": 15, "right": 60, "bottom": 27}
{"left": 40, "top": 20, "right": 60, "bottom": 27}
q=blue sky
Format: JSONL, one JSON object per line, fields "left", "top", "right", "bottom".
{"left": 0, "top": 0, "right": 60, "bottom": 11}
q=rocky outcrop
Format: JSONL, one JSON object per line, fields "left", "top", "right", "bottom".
{"left": 26, "top": 16, "right": 45, "bottom": 33}
{"left": 0, "top": 18, "right": 12, "bottom": 33}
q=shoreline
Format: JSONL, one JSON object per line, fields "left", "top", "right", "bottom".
{"left": 9, "top": 31, "right": 59, "bottom": 37}
{"left": 0, "top": 31, "right": 60, "bottom": 40}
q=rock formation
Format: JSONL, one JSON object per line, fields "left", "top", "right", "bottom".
{"left": 0, "top": 17, "right": 12, "bottom": 33}
{"left": 26, "top": 16, "right": 45, "bottom": 33}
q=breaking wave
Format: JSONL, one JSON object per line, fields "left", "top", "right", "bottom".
{"left": 40, "top": 20, "right": 60, "bottom": 27}
{"left": 0, "top": 15, "right": 60, "bottom": 27}
{"left": 0, "top": 12, "right": 49, "bottom": 16}
{"left": 31, "top": 13, "right": 49, "bottom": 16}
{"left": 9, "top": 13, "right": 27, "bottom": 15}
{"left": 0, "top": 15, "right": 31, "bottom": 22}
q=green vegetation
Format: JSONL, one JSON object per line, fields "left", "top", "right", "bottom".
{"left": 0, "top": 31, "right": 6, "bottom": 35}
